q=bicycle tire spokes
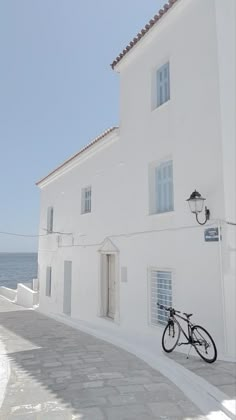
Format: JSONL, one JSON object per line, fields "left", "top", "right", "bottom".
{"left": 162, "top": 320, "right": 181, "bottom": 353}
{"left": 194, "top": 337, "right": 209, "bottom": 352}
{"left": 191, "top": 326, "right": 217, "bottom": 363}
{"left": 157, "top": 302, "right": 217, "bottom": 363}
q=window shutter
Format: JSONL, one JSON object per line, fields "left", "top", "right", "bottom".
{"left": 157, "top": 68, "right": 162, "bottom": 107}
{"left": 47, "top": 207, "right": 54, "bottom": 233}
{"left": 81, "top": 186, "right": 92, "bottom": 214}
{"left": 156, "top": 166, "right": 163, "bottom": 213}
{"left": 46, "top": 266, "right": 52, "bottom": 297}
{"left": 155, "top": 161, "right": 173, "bottom": 213}
{"left": 163, "top": 164, "right": 168, "bottom": 212}
{"left": 47, "top": 208, "right": 50, "bottom": 232}
{"left": 163, "top": 63, "right": 170, "bottom": 102}
{"left": 157, "top": 62, "right": 170, "bottom": 107}
{"left": 167, "top": 161, "right": 173, "bottom": 211}
{"left": 81, "top": 189, "right": 85, "bottom": 213}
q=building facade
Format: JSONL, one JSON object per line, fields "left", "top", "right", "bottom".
{"left": 37, "top": 0, "right": 236, "bottom": 360}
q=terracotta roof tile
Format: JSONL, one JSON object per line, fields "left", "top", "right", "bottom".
{"left": 36, "top": 126, "right": 118, "bottom": 186}
{"left": 111, "top": 0, "right": 179, "bottom": 69}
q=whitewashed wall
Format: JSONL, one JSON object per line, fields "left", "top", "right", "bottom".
{"left": 38, "top": 0, "right": 236, "bottom": 359}
{"left": 214, "top": 0, "right": 236, "bottom": 357}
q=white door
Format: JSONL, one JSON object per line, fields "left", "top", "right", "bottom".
{"left": 107, "top": 254, "right": 115, "bottom": 319}
{"left": 63, "top": 261, "right": 72, "bottom": 315}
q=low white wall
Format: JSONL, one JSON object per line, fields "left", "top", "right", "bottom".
{"left": 16, "top": 283, "right": 39, "bottom": 308}
{"left": 32, "top": 278, "right": 39, "bottom": 291}
{"left": 0, "top": 287, "right": 17, "bottom": 302}
{"left": 21, "top": 282, "right": 32, "bottom": 289}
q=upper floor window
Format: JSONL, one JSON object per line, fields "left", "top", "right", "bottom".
{"left": 156, "top": 62, "right": 170, "bottom": 107}
{"left": 149, "top": 160, "right": 174, "bottom": 214}
{"left": 81, "top": 186, "right": 92, "bottom": 214}
{"left": 156, "top": 160, "right": 174, "bottom": 213}
{"left": 47, "top": 206, "right": 54, "bottom": 233}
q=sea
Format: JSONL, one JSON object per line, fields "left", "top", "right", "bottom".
{"left": 0, "top": 253, "right": 38, "bottom": 289}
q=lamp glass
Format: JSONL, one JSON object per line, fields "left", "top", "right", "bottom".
{"left": 188, "top": 197, "right": 205, "bottom": 214}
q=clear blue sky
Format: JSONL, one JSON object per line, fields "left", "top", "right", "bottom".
{"left": 0, "top": 0, "right": 165, "bottom": 253}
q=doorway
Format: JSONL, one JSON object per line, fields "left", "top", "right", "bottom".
{"left": 63, "top": 260, "right": 72, "bottom": 316}
{"left": 106, "top": 254, "right": 116, "bottom": 319}
{"left": 99, "top": 238, "right": 119, "bottom": 322}
{"left": 100, "top": 253, "right": 116, "bottom": 320}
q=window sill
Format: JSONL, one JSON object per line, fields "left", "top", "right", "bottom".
{"left": 151, "top": 98, "right": 170, "bottom": 113}
{"left": 148, "top": 210, "right": 174, "bottom": 217}
{"left": 148, "top": 322, "right": 165, "bottom": 331}
{"left": 99, "top": 315, "right": 121, "bottom": 326}
{"left": 103, "top": 316, "right": 115, "bottom": 323}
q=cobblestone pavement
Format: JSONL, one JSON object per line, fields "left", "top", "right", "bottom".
{"left": 167, "top": 352, "right": 236, "bottom": 399}
{"left": 0, "top": 298, "right": 206, "bottom": 420}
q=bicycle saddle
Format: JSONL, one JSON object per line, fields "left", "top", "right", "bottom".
{"left": 183, "top": 312, "right": 193, "bottom": 318}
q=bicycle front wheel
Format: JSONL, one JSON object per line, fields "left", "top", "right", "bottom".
{"left": 191, "top": 325, "right": 217, "bottom": 363}
{"left": 162, "top": 320, "right": 181, "bottom": 353}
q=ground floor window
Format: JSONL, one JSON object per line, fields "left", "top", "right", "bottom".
{"left": 150, "top": 269, "right": 172, "bottom": 326}
{"left": 63, "top": 261, "right": 72, "bottom": 316}
{"left": 46, "top": 266, "right": 52, "bottom": 297}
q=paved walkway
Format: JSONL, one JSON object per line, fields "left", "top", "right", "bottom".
{"left": 0, "top": 298, "right": 205, "bottom": 420}
{"left": 167, "top": 352, "right": 236, "bottom": 399}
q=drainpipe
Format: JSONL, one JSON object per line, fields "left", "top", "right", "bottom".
{"left": 217, "top": 219, "right": 228, "bottom": 356}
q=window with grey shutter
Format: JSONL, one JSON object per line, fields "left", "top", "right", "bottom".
{"left": 47, "top": 207, "right": 54, "bottom": 233}
{"left": 155, "top": 160, "right": 174, "bottom": 213}
{"left": 150, "top": 270, "right": 172, "bottom": 325}
{"left": 46, "top": 266, "right": 52, "bottom": 297}
{"left": 81, "top": 186, "right": 92, "bottom": 214}
{"left": 157, "top": 62, "right": 170, "bottom": 107}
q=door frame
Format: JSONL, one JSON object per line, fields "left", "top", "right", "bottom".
{"left": 98, "top": 239, "right": 120, "bottom": 323}
{"left": 107, "top": 254, "right": 116, "bottom": 319}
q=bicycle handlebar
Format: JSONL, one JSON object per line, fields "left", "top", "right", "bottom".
{"left": 157, "top": 302, "right": 181, "bottom": 314}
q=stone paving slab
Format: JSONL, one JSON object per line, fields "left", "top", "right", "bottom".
{"left": 0, "top": 297, "right": 206, "bottom": 419}
{"left": 167, "top": 352, "right": 236, "bottom": 399}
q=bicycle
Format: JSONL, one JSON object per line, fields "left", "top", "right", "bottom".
{"left": 157, "top": 303, "right": 217, "bottom": 363}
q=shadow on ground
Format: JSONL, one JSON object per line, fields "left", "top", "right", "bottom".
{"left": 0, "top": 304, "right": 222, "bottom": 419}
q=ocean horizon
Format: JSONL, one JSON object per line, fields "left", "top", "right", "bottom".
{"left": 0, "top": 252, "right": 38, "bottom": 289}
{"left": 0, "top": 252, "right": 37, "bottom": 254}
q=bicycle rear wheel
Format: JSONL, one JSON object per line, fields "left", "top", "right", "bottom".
{"left": 162, "top": 320, "right": 180, "bottom": 353}
{"left": 191, "top": 325, "right": 217, "bottom": 363}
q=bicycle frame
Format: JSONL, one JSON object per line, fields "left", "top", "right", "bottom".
{"left": 159, "top": 303, "right": 217, "bottom": 362}
{"left": 169, "top": 312, "right": 194, "bottom": 346}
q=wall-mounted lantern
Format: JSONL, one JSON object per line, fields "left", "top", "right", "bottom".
{"left": 186, "top": 190, "right": 210, "bottom": 225}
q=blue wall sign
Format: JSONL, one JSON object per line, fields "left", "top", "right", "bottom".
{"left": 204, "top": 227, "right": 221, "bottom": 242}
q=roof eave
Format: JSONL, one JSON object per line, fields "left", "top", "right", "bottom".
{"left": 111, "top": 0, "right": 180, "bottom": 71}
{"left": 36, "top": 127, "right": 119, "bottom": 188}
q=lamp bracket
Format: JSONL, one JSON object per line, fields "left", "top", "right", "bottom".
{"left": 196, "top": 206, "right": 210, "bottom": 225}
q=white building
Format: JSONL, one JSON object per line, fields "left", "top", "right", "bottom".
{"left": 37, "top": 0, "right": 236, "bottom": 360}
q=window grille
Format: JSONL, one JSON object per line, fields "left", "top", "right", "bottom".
{"left": 81, "top": 186, "right": 92, "bottom": 214}
{"left": 150, "top": 270, "right": 172, "bottom": 325}
{"left": 157, "top": 62, "right": 170, "bottom": 107}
